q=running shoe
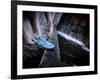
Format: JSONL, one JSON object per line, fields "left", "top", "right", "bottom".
{"left": 35, "top": 35, "right": 55, "bottom": 49}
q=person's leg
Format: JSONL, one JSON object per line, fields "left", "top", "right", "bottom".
{"left": 46, "top": 12, "right": 61, "bottom": 60}
{"left": 39, "top": 12, "right": 61, "bottom": 67}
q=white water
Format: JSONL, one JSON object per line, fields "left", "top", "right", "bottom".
{"left": 57, "top": 31, "right": 89, "bottom": 52}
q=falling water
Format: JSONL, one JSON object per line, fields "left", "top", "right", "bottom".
{"left": 57, "top": 31, "right": 89, "bottom": 52}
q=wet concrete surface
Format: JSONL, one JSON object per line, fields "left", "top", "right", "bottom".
{"left": 23, "top": 34, "right": 89, "bottom": 68}
{"left": 58, "top": 34, "right": 89, "bottom": 66}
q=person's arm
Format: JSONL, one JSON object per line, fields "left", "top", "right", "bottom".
{"left": 23, "top": 16, "right": 35, "bottom": 44}
{"left": 44, "top": 12, "right": 53, "bottom": 38}
{"left": 29, "top": 12, "right": 38, "bottom": 34}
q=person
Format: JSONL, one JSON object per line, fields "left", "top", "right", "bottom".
{"left": 23, "top": 12, "right": 55, "bottom": 49}
{"left": 23, "top": 12, "right": 61, "bottom": 67}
